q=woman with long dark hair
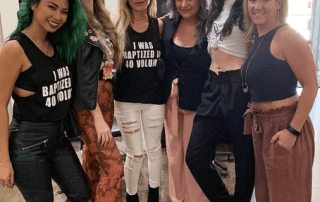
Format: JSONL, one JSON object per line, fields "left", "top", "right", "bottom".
{"left": 185, "top": 0, "right": 255, "bottom": 201}
{"left": 161, "top": 0, "right": 210, "bottom": 201}
{"left": 0, "top": 0, "right": 90, "bottom": 201}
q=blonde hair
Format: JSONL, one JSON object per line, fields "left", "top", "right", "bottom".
{"left": 82, "top": 0, "right": 123, "bottom": 69}
{"left": 115, "top": 0, "right": 157, "bottom": 60}
{"left": 243, "top": 0, "right": 288, "bottom": 39}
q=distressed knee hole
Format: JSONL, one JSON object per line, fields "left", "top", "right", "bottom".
{"left": 126, "top": 154, "right": 144, "bottom": 171}
{"left": 121, "top": 121, "right": 140, "bottom": 134}
{"left": 123, "top": 128, "right": 140, "bottom": 134}
{"left": 122, "top": 121, "right": 138, "bottom": 125}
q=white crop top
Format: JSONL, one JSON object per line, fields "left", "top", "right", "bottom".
{"left": 207, "top": 0, "right": 248, "bottom": 58}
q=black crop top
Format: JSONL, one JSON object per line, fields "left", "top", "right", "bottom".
{"left": 242, "top": 25, "right": 297, "bottom": 102}
{"left": 9, "top": 33, "right": 72, "bottom": 122}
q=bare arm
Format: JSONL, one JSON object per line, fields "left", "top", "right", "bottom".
{"left": 90, "top": 104, "right": 113, "bottom": 147}
{"left": 280, "top": 27, "right": 318, "bottom": 131}
{"left": 0, "top": 41, "right": 24, "bottom": 188}
{"left": 157, "top": 18, "right": 164, "bottom": 39}
{"left": 271, "top": 27, "right": 318, "bottom": 150}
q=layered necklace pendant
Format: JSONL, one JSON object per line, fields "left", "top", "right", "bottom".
{"left": 241, "top": 34, "right": 266, "bottom": 94}
{"left": 242, "top": 83, "right": 248, "bottom": 93}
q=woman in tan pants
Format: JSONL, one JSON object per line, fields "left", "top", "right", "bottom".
{"left": 242, "top": 0, "right": 318, "bottom": 201}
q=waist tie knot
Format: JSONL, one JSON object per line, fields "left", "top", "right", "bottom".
{"left": 243, "top": 107, "right": 263, "bottom": 136}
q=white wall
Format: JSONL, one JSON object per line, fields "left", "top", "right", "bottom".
{"left": 104, "top": 0, "right": 118, "bottom": 16}
{"left": 0, "top": 0, "right": 19, "bottom": 123}
{"left": 0, "top": 0, "right": 19, "bottom": 40}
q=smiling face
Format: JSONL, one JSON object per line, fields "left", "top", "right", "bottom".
{"left": 31, "top": 0, "right": 69, "bottom": 33}
{"left": 247, "top": 0, "right": 281, "bottom": 29}
{"left": 127, "top": 0, "right": 149, "bottom": 13}
{"left": 175, "top": 0, "right": 200, "bottom": 20}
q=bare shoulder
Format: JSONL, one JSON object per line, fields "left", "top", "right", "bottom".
{"left": 0, "top": 40, "right": 24, "bottom": 71}
{"left": 1, "top": 40, "right": 25, "bottom": 58}
{"left": 157, "top": 18, "right": 164, "bottom": 38}
{"left": 274, "top": 26, "right": 307, "bottom": 50}
{"left": 157, "top": 18, "right": 164, "bottom": 30}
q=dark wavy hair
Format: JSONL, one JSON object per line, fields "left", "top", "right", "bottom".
{"left": 206, "top": 0, "right": 245, "bottom": 37}
{"left": 166, "top": 0, "right": 208, "bottom": 41}
{"left": 12, "top": 0, "right": 88, "bottom": 64}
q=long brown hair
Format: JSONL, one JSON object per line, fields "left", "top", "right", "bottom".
{"left": 82, "top": 0, "right": 123, "bottom": 69}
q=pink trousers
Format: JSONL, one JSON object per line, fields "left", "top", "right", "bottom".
{"left": 164, "top": 82, "right": 209, "bottom": 202}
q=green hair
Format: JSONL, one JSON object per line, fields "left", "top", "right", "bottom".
{"left": 12, "top": 0, "right": 88, "bottom": 64}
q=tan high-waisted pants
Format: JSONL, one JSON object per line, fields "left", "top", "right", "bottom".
{"left": 243, "top": 103, "right": 315, "bottom": 202}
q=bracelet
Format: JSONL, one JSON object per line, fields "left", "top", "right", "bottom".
{"left": 287, "top": 125, "right": 301, "bottom": 137}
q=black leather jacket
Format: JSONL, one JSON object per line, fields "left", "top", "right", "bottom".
{"left": 70, "top": 24, "right": 104, "bottom": 110}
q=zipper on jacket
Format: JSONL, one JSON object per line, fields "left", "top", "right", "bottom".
{"left": 22, "top": 139, "right": 48, "bottom": 150}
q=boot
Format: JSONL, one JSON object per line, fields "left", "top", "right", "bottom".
{"left": 147, "top": 186, "right": 159, "bottom": 202}
{"left": 126, "top": 193, "right": 139, "bottom": 202}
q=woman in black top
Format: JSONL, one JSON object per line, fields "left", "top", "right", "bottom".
{"left": 161, "top": 0, "right": 210, "bottom": 201}
{"left": 114, "top": 0, "right": 164, "bottom": 201}
{"left": 0, "top": 0, "right": 90, "bottom": 201}
{"left": 185, "top": 0, "right": 255, "bottom": 201}
{"left": 242, "top": 0, "right": 317, "bottom": 201}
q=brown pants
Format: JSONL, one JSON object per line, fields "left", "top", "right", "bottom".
{"left": 243, "top": 104, "right": 315, "bottom": 202}
{"left": 74, "top": 80, "right": 124, "bottom": 202}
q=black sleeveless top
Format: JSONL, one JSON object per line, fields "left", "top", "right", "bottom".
{"left": 242, "top": 25, "right": 297, "bottom": 102}
{"left": 171, "top": 39, "right": 193, "bottom": 66}
{"left": 9, "top": 33, "right": 72, "bottom": 122}
{"left": 114, "top": 16, "right": 163, "bottom": 104}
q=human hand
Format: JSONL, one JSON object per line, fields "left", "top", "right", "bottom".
{"left": 0, "top": 160, "right": 14, "bottom": 189}
{"left": 270, "top": 129, "right": 297, "bottom": 150}
{"left": 93, "top": 117, "right": 113, "bottom": 147}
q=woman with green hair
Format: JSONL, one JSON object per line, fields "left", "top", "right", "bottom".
{"left": 0, "top": 0, "right": 90, "bottom": 201}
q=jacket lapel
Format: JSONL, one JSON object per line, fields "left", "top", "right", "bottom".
{"left": 85, "top": 24, "right": 102, "bottom": 49}
{"left": 164, "top": 17, "right": 180, "bottom": 68}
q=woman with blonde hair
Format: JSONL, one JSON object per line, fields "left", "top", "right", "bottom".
{"left": 114, "top": 0, "right": 164, "bottom": 201}
{"left": 71, "top": 0, "right": 124, "bottom": 201}
{"left": 242, "top": 0, "right": 317, "bottom": 201}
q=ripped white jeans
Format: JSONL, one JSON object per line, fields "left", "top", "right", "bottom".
{"left": 114, "top": 101, "right": 165, "bottom": 195}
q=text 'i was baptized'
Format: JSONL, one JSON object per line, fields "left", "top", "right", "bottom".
{"left": 42, "top": 66, "right": 72, "bottom": 108}
{"left": 124, "top": 42, "right": 161, "bottom": 68}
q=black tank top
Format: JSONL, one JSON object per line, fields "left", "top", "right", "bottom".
{"left": 242, "top": 25, "right": 297, "bottom": 102}
{"left": 9, "top": 33, "right": 72, "bottom": 122}
{"left": 171, "top": 39, "right": 193, "bottom": 66}
{"left": 114, "top": 16, "right": 163, "bottom": 104}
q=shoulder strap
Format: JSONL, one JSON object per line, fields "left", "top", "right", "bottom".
{"left": 9, "top": 33, "right": 43, "bottom": 65}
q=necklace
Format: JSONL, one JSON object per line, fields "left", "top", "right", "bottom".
{"left": 133, "top": 15, "right": 148, "bottom": 23}
{"left": 241, "top": 34, "right": 266, "bottom": 93}
{"left": 23, "top": 31, "right": 51, "bottom": 56}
